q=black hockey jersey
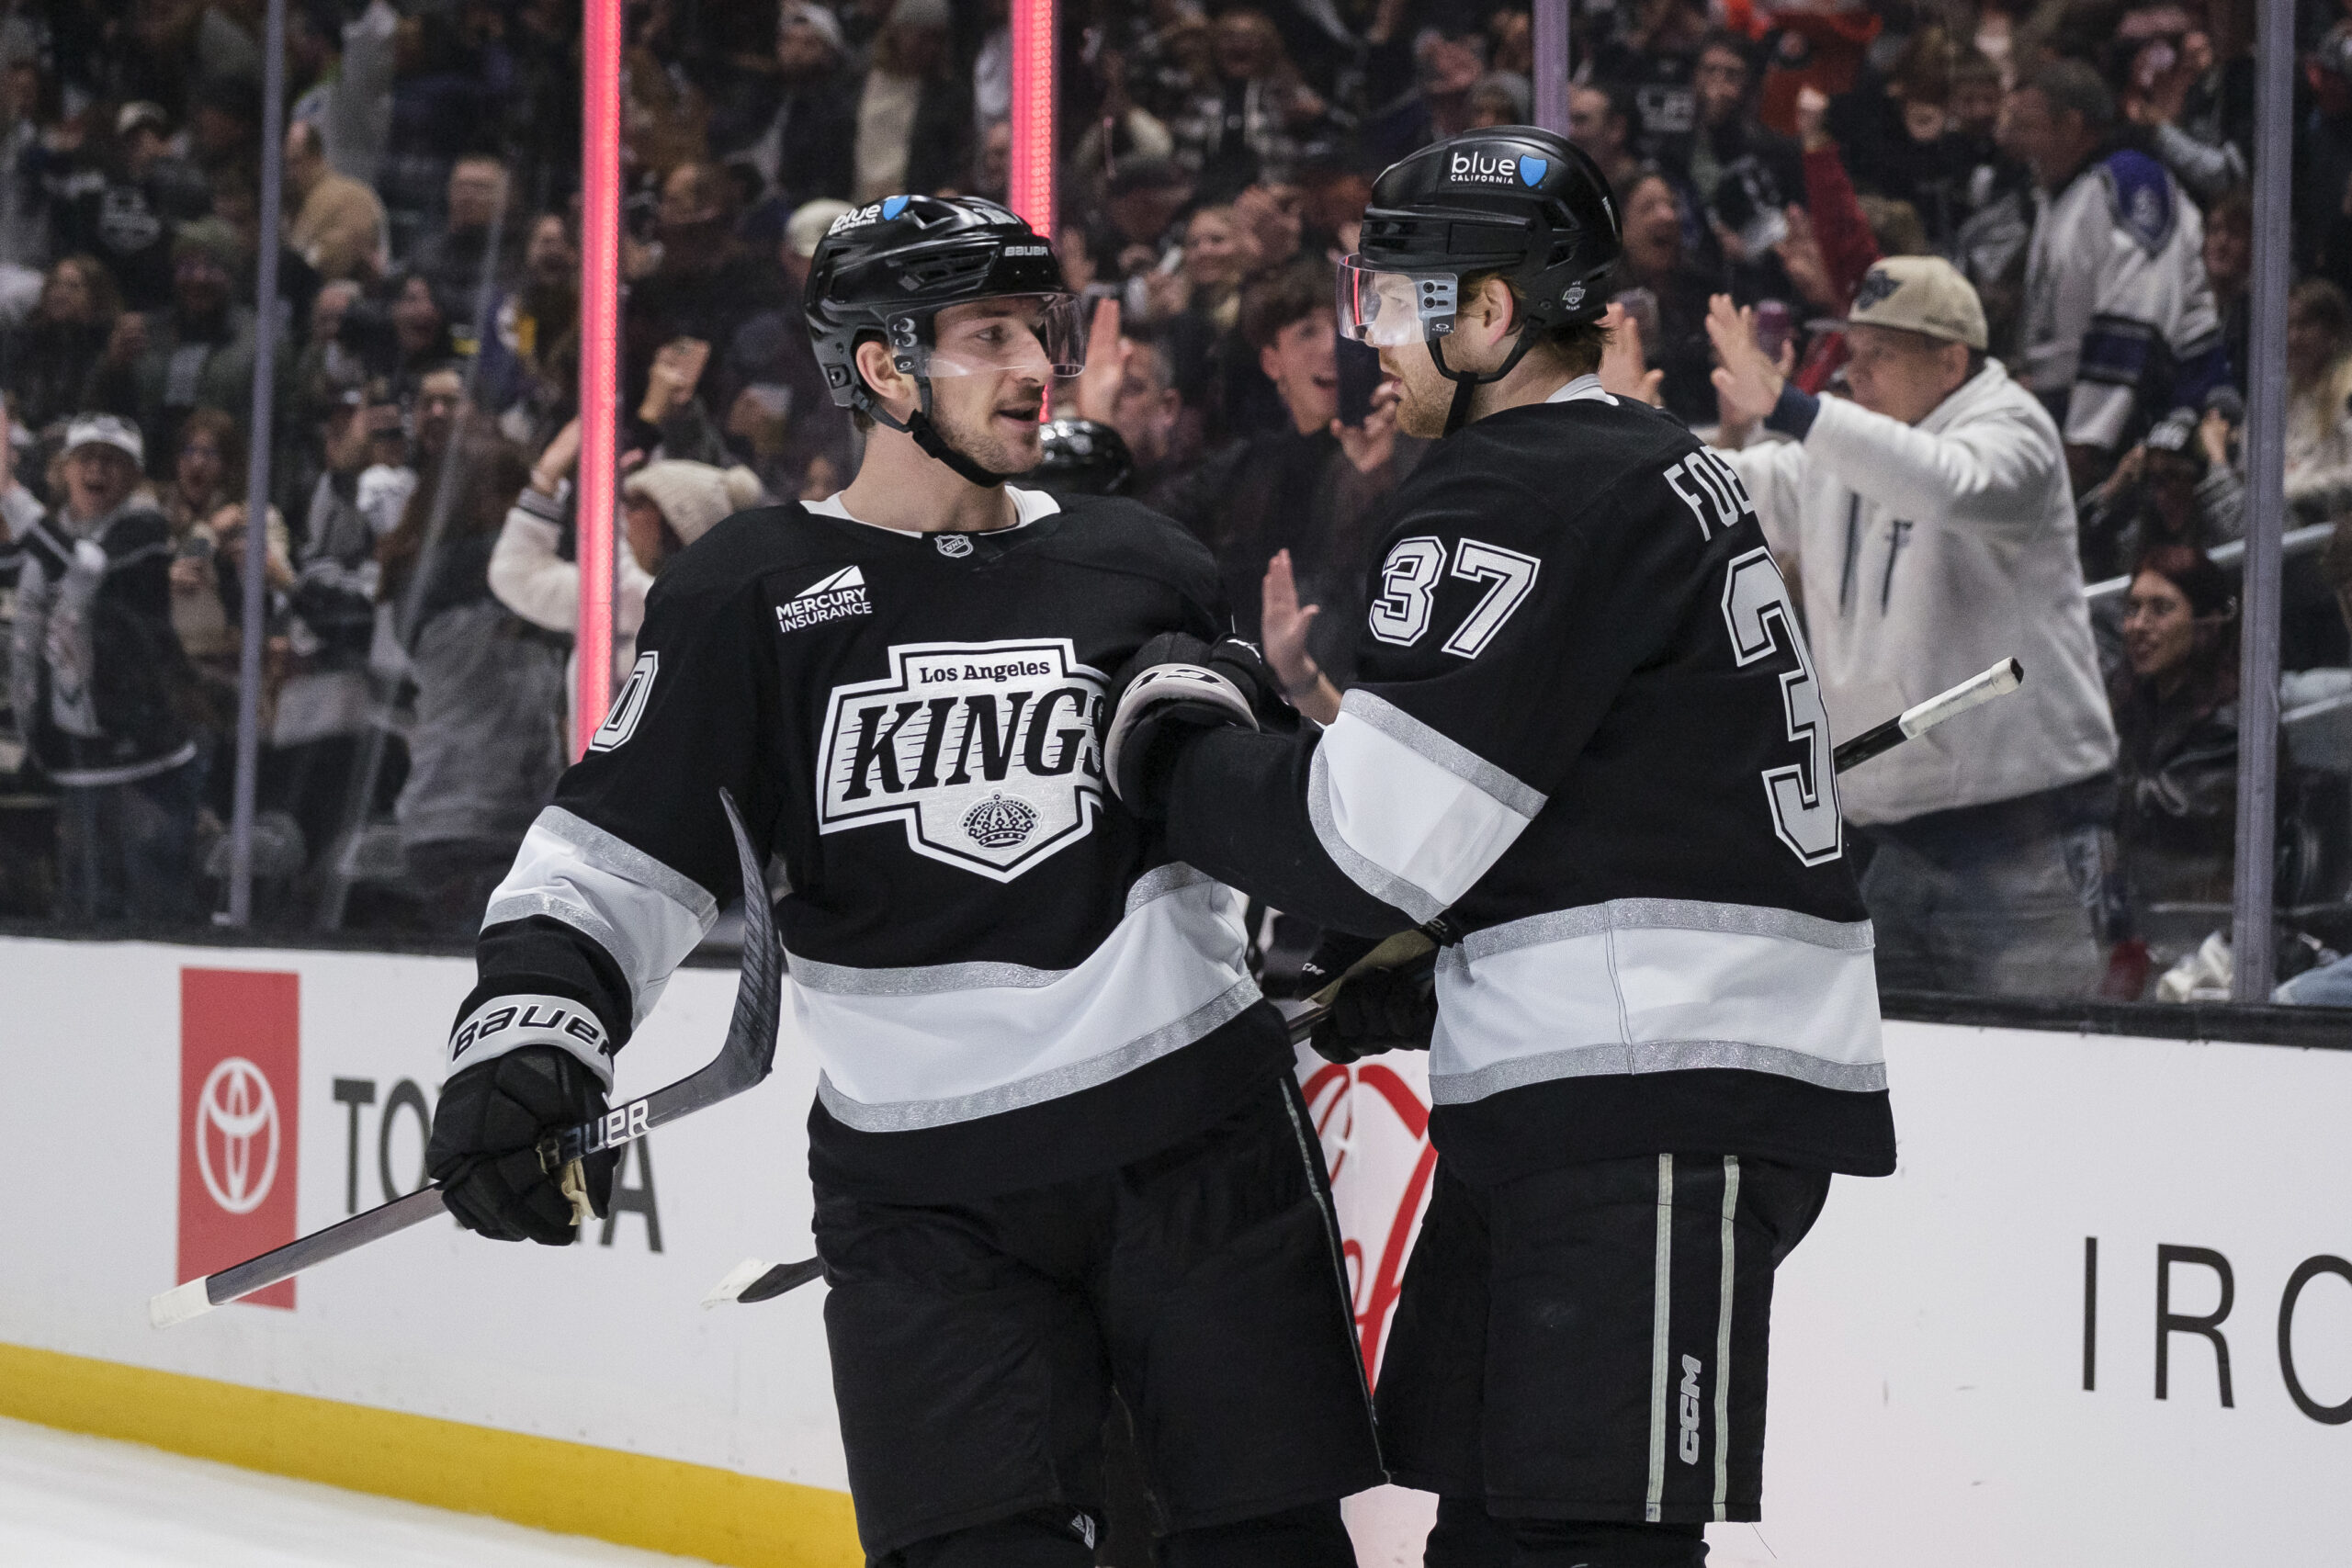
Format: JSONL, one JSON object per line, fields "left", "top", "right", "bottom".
{"left": 452, "top": 486, "right": 1293, "bottom": 1201}
{"left": 1165, "top": 376, "right": 1897, "bottom": 1180}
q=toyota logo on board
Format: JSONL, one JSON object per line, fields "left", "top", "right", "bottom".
{"left": 195, "top": 1056, "right": 279, "bottom": 1214}
{"left": 178, "top": 969, "right": 300, "bottom": 1310}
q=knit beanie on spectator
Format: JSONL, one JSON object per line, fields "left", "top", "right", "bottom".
{"left": 624, "top": 462, "right": 763, "bottom": 547}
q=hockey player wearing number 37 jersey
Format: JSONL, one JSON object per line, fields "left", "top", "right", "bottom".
{"left": 422, "top": 197, "right": 1381, "bottom": 1565}
{"left": 1111, "top": 130, "right": 1897, "bottom": 1566}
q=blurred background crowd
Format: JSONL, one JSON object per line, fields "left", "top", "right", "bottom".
{"left": 2, "top": 0, "right": 2351, "bottom": 1004}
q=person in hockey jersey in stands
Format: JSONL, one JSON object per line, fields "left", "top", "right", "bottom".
{"left": 2002, "top": 60, "right": 2230, "bottom": 491}
{"left": 421, "top": 196, "right": 1379, "bottom": 1567}
{"left": 1107, "top": 129, "right": 1895, "bottom": 1567}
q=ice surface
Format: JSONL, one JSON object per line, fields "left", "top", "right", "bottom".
{"left": 0, "top": 1416, "right": 714, "bottom": 1567}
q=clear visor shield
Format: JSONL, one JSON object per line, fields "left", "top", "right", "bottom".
{"left": 918, "top": 293, "right": 1089, "bottom": 379}
{"left": 1336, "top": 258, "right": 1460, "bottom": 348}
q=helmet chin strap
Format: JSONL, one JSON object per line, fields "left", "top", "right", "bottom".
{"left": 861, "top": 377, "right": 1024, "bottom": 489}
{"left": 1427, "top": 330, "right": 1544, "bottom": 436}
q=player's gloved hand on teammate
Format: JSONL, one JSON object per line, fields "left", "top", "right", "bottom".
{"left": 1103, "top": 632, "right": 1289, "bottom": 816}
{"left": 1302, "top": 932, "right": 1439, "bottom": 1065}
{"left": 426, "top": 1045, "right": 617, "bottom": 1245}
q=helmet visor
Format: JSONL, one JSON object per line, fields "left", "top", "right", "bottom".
{"left": 1336, "top": 257, "right": 1460, "bottom": 348}
{"left": 922, "top": 292, "right": 1088, "bottom": 379}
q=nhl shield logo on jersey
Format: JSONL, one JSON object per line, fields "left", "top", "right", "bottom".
{"left": 818, "top": 638, "right": 1108, "bottom": 880}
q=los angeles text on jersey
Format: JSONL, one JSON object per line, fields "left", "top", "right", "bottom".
{"left": 818, "top": 637, "right": 1109, "bottom": 881}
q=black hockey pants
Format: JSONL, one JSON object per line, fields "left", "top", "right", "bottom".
{"left": 1425, "top": 1497, "right": 1706, "bottom": 1567}
{"left": 881, "top": 1499, "right": 1356, "bottom": 1567}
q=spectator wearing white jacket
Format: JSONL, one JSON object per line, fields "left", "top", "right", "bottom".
{"left": 490, "top": 420, "right": 761, "bottom": 732}
{"left": 1710, "top": 258, "right": 2120, "bottom": 998}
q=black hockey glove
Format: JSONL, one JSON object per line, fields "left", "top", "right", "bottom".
{"left": 426, "top": 1046, "right": 617, "bottom": 1246}
{"left": 1302, "top": 931, "right": 1439, "bottom": 1065}
{"left": 1103, "top": 632, "right": 1286, "bottom": 817}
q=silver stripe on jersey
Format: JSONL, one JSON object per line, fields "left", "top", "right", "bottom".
{"left": 1713, "top": 1156, "right": 1740, "bottom": 1520}
{"left": 1429, "top": 898, "right": 1885, "bottom": 1104}
{"left": 816, "top": 978, "right": 1260, "bottom": 1133}
{"left": 1307, "top": 690, "right": 1546, "bottom": 923}
{"left": 803, "top": 866, "right": 1260, "bottom": 1133}
{"left": 788, "top": 863, "right": 1214, "bottom": 998}
{"left": 1645, "top": 1152, "right": 1675, "bottom": 1523}
{"left": 481, "top": 806, "right": 721, "bottom": 1027}
{"left": 1454, "top": 897, "right": 1875, "bottom": 962}
{"left": 536, "top": 806, "right": 719, "bottom": 924}
{"left": 1343, "top": 690, "right": 1548, "bottom": 818}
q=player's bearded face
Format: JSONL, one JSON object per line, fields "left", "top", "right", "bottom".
{"left": 1380, "top": 338, "right": 1460, "bottom": 438}
{"left": 928, "top": 300, "right": 1055, "bottom": 473}
{"left": 1374, "top": 277, "right": 1516, "bottom": 438}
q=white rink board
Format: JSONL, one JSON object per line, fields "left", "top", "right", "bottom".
{"left": 1304, "top": 1021, "right": 2352, "bottom": 1567}
{"left": 1, "top": 932, "right": 2348, "bottom": 1563}
{"left": 0, "top": 935, "right": 846, "bottom": 1496}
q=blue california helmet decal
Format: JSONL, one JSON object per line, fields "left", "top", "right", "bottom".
{"left": 882, "top": 195, "right": 910, "bottom": 220}
{"left": 1520, "top": 156, "right": 1548, "bottom": 186}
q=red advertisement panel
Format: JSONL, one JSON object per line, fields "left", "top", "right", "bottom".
{"left": 178, "top": 968, "right": 300, "bottom": 1309}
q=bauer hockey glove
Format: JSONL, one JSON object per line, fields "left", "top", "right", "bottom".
{"left": 1103, "top": 632, "right": 1286, "bottom": 817}
{"left": 427, "top": 1046, "right": 618, "bottom": 1245}
{"left": 1301, "top": 931, "right": 1439, "bottom": 1065}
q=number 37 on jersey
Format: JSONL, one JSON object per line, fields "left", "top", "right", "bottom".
{"left": 1360, "top": 455, "right": 1840, "bottom": 870}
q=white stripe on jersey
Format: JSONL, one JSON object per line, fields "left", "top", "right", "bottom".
{"left": 1306, "top": 689, "right": 1546, "bottom": 924}
{"left": 1428, "top": 898, "right": 1885, "bottom": 1104}
{"left": 482, "top": 807, "right": 721, "bottom": 1029}
{"left": 802, "top": 863, "right": 1260, "bottom": 1132}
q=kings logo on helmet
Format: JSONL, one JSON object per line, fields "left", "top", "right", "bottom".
{"left": 818, "top": 638, "right": 1108, "bottom": 880}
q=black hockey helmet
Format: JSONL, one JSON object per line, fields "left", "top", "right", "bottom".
{"left": 1031, "top": 418, "right": 1135, "bottom": 497}
{"left": 804, "top": 194, "right": 1085, "bottom": 485}
{"left": 1339, "top": 127, "right": 1623, "bottom": 433}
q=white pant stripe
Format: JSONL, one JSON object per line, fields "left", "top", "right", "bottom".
{"left": 1713, "top": 1156, "right": 1741, "bottom": 1520}
{"left": 1645, "top": 1152, "right": 1675, "bottom": 1523}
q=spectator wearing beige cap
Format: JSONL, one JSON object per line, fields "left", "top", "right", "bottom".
{"left": 714, "top": 198, "right": 859, "bottom": 498}
{"left": 490, "top": 423, "right": 763, "bottom": 733}
{"left": 1709, "top": 255, "right": 2120, "bottom": 998}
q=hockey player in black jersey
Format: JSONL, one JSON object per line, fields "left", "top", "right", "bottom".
{"left": 421, "top": 197, "right": 1380, "bottom": 1565}
{"left": 1110, "top": 130, "right": 1896, "bottom": 1565}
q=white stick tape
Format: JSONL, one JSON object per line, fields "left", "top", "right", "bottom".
{"left": 148, "top": 1278, "right": 215, "bottom": 1330}
{"left": 1896, "top": 659, "right": 2023, "bottom": 740}
{"left": 700, "top": 1258, "right": 774, "bottom": 1310}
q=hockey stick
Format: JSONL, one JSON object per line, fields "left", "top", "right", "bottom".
{"left": 704, "top": 658, "right": 2029, "bottom": 1310}
{"left": 152, "top": 788, "right": 784, "bottom": 1329}
{"left": 1830, "top": 658, "right": 2023, "bottom": 774}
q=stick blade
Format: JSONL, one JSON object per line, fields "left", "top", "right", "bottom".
{"left": 150, "top": 1278, "right": 216, "bottom": 1330}
{"left": 739, "top": 1258, "right": 824, "bottom": 1303}
{"left": 701, "top": 1257, "right": 774, "bottom": 1308}
{"left": 702, "top": 1256, "right": 824, "bottom": 1306}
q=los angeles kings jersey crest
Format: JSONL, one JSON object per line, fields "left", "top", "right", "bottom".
{"left": 819, "top": 638, "right": 1107, "bottom": 881}
{"left": 469, "top": 486, "right": 1293, "bottom": 1202}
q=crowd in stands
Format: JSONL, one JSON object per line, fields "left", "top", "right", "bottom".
{"left": 2, "top": 0, "right": 2351, "bottom": 1002}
